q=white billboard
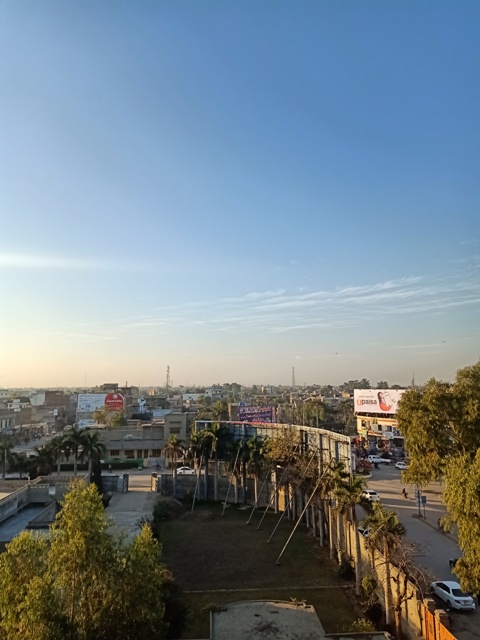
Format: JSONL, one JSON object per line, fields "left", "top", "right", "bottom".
{"left": 77, "top": 393, "right": 124, "bottom": 413}
{"left": 354, "top": 389, "right": 405, "bottom": 415}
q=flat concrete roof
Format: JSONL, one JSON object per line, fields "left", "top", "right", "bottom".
{"left": 211, "top": 600, "right": 325, "bottom": 640}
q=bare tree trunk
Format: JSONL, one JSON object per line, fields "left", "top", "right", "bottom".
{"left": 353, "top": 519, "right": 362, "bottom": 596}
{"left": 318, "top": 505, "right": 325, "bottom": 547}
{"left": 213, "top": 452, "right": 218, "bottom": 502}
{"left": 384, "top": 543, "right": 393, "bottom": 627}
{"left": 328, "top": 502, "right": 335, "bottom": 559}
{"left": 234, "top": 474, "right": 239, "bottom": 504}
{"left": 172, "top": 466, "right": 177, "bottom": 499}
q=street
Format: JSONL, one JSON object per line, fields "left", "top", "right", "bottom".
{"left": 362, "top": 463, "right": 480, "bottom": 640}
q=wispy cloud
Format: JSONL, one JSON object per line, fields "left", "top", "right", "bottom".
{"left": 0, "top": 252, "right": 162, "bottom": 271}
{"left": 0, "top": 253, "right": 122, "bottom": 270}
{"left": 77, "top": 271, "right": 480, "bottom": 340}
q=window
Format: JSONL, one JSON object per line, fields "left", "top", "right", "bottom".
{"left": 152, "top": 449, "right": 161, "bottom": 457}
{"left": 136, "top": 450, "right": 143, "bottom": 459}
{"left": 125, "top": 450, "right": 134, "bottom": 458}
{"left": 170, "top": 427, "right": 181, "bottom": 434}
{"left": 109, "top": 450, "right": 120, "bottom": 457}
{"left": 144, "top": 450, "right": 149, "bottom": 457}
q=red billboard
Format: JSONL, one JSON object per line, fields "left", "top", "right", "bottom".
{"left": 104, "top": 393, "right": 124, "bottom": 412}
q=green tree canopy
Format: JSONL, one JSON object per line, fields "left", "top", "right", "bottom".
{"left": 397, "top": 360, "right": 480, "bottom": 592}
{"left": 0, "top": 481, "right": 178, "bottom": 640}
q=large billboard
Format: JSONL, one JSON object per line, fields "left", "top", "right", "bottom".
{"left": 238, "top": 405, "right": 274, "bottom": 423}
{"left": 77, "top": 393, "right": 124, "bottom": 413}
{"left": 354, "top": 389, "right": 405, "bottom": 415}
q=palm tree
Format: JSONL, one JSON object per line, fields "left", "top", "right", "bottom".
{"left": 49, "top": 435, "right": 70, "bottom": 475}
{"left": 164, "top": 436, "right": 184, "bottom": 470}
{"left": 30, "top": 443, "right": 56, "bottom": 478}
{"left": 64, "top": 428, "right": 88, "bottom": 476}
{"left": 246, "top": 435, "right": 267, "bottom": 507}
{"left": 333, "top": 470, "right": 366, "bottom": 596}
{"left": 8, "top": 452, "right": 29, "bottom": 479}
{"left": 80, "top": 431, "right": 106, "bottom": 480}
{"left": 0, "top": 436, "right": 13, "bottom": 480}
{"left": 360, "top": 503, "right": 406, "bottom": 628}
{"left": 202, "top": 422, "right": 230, "bottom": 501}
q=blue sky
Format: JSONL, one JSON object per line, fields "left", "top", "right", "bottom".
{"left": 1, "top": 1, "right": 479, "bottom": 388}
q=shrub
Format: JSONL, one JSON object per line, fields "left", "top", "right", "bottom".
{"left": 349, "top": 618, "right": 376, "bottom": 632}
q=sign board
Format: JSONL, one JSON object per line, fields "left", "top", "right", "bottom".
{"left": 238, "top": 406, "right": 274, "bottom": 423}
{"left": 77, "top": 393, "right": 124, "bottom": 413}
{"left": 354, "top": 389, "right": 405, "bottom": 415}
{"left": 104, "top": 393, "right": 124, "bottom": 411}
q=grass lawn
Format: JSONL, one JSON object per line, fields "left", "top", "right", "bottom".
{"left": 158, "top": 500, "right": 359, "bottom": 639}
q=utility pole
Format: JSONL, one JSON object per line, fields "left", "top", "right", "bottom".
{"left": 165, "top": 365, "right": 171, "bottom": 393}
{"left": 292, "top": 366, "right": 296, "bottom": 388}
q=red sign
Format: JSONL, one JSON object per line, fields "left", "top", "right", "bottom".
{"left": 104, "top": 393, "right": 124, "bottom": 412}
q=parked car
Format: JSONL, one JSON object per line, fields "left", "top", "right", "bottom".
{"left": 431, "top": 581, "right": 475, "bottom": 611}
{"left": 176, "top": 466, "right": 196, "bottom": 475}
{"left": 395, "top": 461, "right": 409, "bottom": 470}
{"left": 357, "top": 526, "right": 370, "bottom": 538}
{"left": 361, "top": 490, "right": 380, "bottom": 502}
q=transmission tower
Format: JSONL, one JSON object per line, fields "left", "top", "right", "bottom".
{"left": 165, "top": 365, "right": 171, "bottom": 392}
{"left": 292, "top": 366, "right": 296, "bottom": 388}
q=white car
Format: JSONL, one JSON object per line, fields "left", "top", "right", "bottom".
{"left": 357, "top": 526, "right": 370, "bottom": 538}
{"left": 361, "top": 490, "right": 380, "bottom": 502}
{"left": 368, "top": 455, "right": 391, "bottom": 465}
{"left": 176, "top": 466, "right": 196, "bottom": 475}
{"left": 431, "top": 581, "right": 475, "bottom": 611}
{"left": 395, "top": 461, "right": 409, "bottom": 470}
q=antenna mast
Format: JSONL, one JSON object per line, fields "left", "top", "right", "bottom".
{"left": 165, "top": 365, "right": 171, "bottom": 392}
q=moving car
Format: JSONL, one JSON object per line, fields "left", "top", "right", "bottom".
{"left": 177, "top": 466, "right": 196, "bottom": 475}
{"left": 395, "top": 461, "right": 409, "bottom": 470}
{"left": 361, "top": 490, "right": 380, "bottom": 502}
{"left": 431, "top": 581, "right": 475, "bottom": 611}
{"left": 368, "top": 455, "right": 391, "bottom": 465}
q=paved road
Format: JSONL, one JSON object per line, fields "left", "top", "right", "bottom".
{"left": 362, "top": 463, "right": 479, "bottom": 640}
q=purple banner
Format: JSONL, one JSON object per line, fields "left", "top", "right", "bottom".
{"left": 239, "top": 406, "right": 274, "bottom": 423}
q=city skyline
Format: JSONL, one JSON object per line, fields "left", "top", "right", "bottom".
{"left": 1, "top": 2, "right": 479, "bottom": 388}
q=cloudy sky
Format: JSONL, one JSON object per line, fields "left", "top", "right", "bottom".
{"left": 1, "top": 1, "right": 479, "bottom": 388}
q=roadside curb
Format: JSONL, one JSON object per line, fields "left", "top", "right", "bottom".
{"left": 411, "top": 513, "right": 458, "bottom": 545}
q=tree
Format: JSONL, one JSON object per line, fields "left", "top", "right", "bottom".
{"left": 164, "top": 436, "right": 184, "bottom": 469}
{"left": 0, "top": 481, "right": 177, "bottom": 640}
{"left": 201, "top": 423, "right": 230, "bottom": 501}
{"left": 397, "top": 360, "right": 480, "bottom": 593}
{"left": 8, "top": 452, "right": 30, "bottom": 479}
{"left": 376, "top": 381, "right": 389, "bottom": 389}
{"left": 79, "top": 431, "right": 106, "bottom": 484}
{"left": 360, "top": 504, "right": 406, "bottom": 628}
{"left": 48, "top": 435, "right": 71, "bottom": 476}
{"left": 0, "top": 436, "right": 13, "bottom": 480}
{"left": 333, "top": 469, "right": 366, "bottom": 596}
{"left": 64, "top": 428, "right": 87, "bottom": 476}
{"left": 246, "top": 435, "right": 268, "bottom": 506}
{"left": 0, "top": 532, "right": 63, "bottom": 640}
{"left": 92, "top": 407, "right": 128, "bottom": 428}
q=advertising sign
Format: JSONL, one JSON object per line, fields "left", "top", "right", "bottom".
{"left": 354, "top": 389, "right": 405, "bottom": 415}
{"left": 104, "top": 393, "right": 124, "bottom": 411}
{"left": 77, "top": 393, "right": 124, "bottom": 413}
{"left": 239, "top": 406, "right": 274, "bottom": 423}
